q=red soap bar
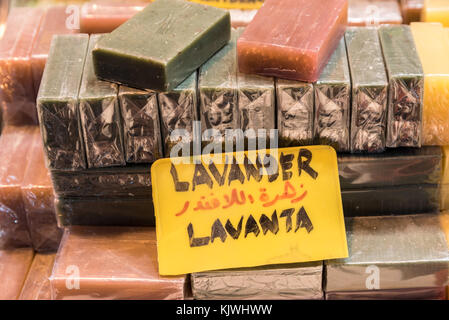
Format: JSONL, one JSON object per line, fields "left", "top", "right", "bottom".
{"left": 237, "top": 0, "right": 348, "bottom": 82}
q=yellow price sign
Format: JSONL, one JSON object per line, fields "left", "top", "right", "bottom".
{"left": 189, "top": 0, "right": 264, "bottom": 9}
{"left": 152, "top": 146, "right": 348, "bottom": 275}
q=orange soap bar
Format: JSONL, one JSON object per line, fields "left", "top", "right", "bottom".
{"left": 19, "top": 253, "right": 55, "bottom": 300}
{"left": 237, "top": 0, "right": 348, "bottom": 82}
{"left": 0, "top": 248, "right": 34, "bottom": 300}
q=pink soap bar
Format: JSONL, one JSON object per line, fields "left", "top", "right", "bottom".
{"left": 237, "top": 0, "right": 348, "bottom": 82}
{"left": 0, "top": 7, "right": 44, "bottom": 125}
{"left": 31, "top": 6, "right": 76, "bottom": 98}
{"left": 0, "top": 248, "right": 34, "bottom": 300}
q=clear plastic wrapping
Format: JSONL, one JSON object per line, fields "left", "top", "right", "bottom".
{"left": 50, "top": 227, "right": 186, "bottom": 300}
{"left": 192, "top": 262, "right": 323, "bottom": 300}
{"left": 0, "top": 248, "right": 34, "bottom": 300}
{"left": 338, "top": 146, "right": 442, "bottom": 189}
{"left": 119, "top": 86, "right": 162, "bottom": 163}
{"left": 326, "top": 287, "right": 446, "bottom": 300}
{"left": 314, "top": 38, "right": 350, "bottom": 151}
{"left": 379, "top": 25, "right": 424, "bottom": 148}
{"left": 345, "top": 27, "right": 388, "bottom": 153}
{"left": 325, "top": 214, "right": 449, "bottom": 293}
{"left": 37, "top": 34, "right": 89, "bottom": 171}
{"left": 19, "top": 253, "right": 55, "bottom": 300}
{"left": 348, "top": 0, "right": 403, "bottom": 26}
{"left": 79, "top": 34, "right": 125, "bottom": 168}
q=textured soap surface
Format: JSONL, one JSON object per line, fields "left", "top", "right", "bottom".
{"left": 19, "top": 253, "right": 55, "bottom": 300}
{"left": 348, "top": 0, "right": 403, "bottom": 26}
{"left": 345, "top": 27, "right": 388, "bottom": 153}
{"left": 327, "top": 287, "right": 446, "bottom": 300}
{"left": 93, "top": 0, "right": 231, "bottom": 92}
{"left": 37, "top": 34, "right": 89, "bottom": 171}
{"left": 0, "top": 248, "right": 34, "bottom": 300}
{"left": 50, "top": 227, "right": 186, "bottom": 300}
{"left": 379, "top": 25, "right": 424, "bottom": 148}
{"left": 314, "top": 38, "right": 350, "bottom": 151}
{"left": 237, "top": 0, "right": 348, "bottom": 82}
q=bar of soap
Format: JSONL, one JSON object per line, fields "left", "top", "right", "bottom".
{"left": 19, "top": 253, "right": 55, "bottom": 300}
{"left": 338, "top": 147, "right": 442, "bottom": 189}
{"left": 441, "top": 184, "right": 449, "bottom": 211}
{"left": 379, "top": 25, "right": 424, "bottom": 148}
{"left": 348, "top": 0, "right": 403, "bottom": 26}
{"left": 276, "top": 79, "right": 314, "bottom": 147}
{"left": 0, "top": 248, "right": 34, "bottom": 300}
{"left": 345, "top": 27, "right": 388, "bottom": 153}
{"left": 0, "top": 7, "right": 44, "bottom": 125}
{"left": 442, "top": 146, "right": 449, "bottom": 184}
{"left": 80, "top": 34, "right": 125, "bottom": 168}
{"left": 199, "top": 30, "right": 238, "bottom": 143}
{"left": 237, "top": 0, "right": 348, "bottom": 82}
{"left": 229, "top": 9, "right": 257, "bottom": 27}
{"left": 93, "top": 0, "right": 231, "bottom": 92}
{"left": 401, "top": 0, "right": 424, "bottom": 23}
{"left": 326, "top": 214, "right": 449, "bottom": 293}
{"left": 422, "top": 0, "right": 449, "bottom": 27}
{"left": 158, "top": 72, "right": 198, "bottom": 156}
{"left": 31, "top": 6, "right": 75, "bottom": 98}
{"left": 21, "top": 131, "right": 61, "bottom": 253}
{"left": 192, "top": 262, "right": 323, "bottom": 300}
{"left": 314, "top": 38, "right": 350, "bottom": 152}
{"left": 119, "top": 86, "right": 162, "bottom": 163}
{"left": 37, "top": 34, "right": 89, "bottom": 171}
{"left": 50, "top": 227, "right": 186, "bottom": 300}
{"left": 327, "top": 287, "right": 446, "bottom": 300}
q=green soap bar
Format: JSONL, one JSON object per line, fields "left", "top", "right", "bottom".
{"left": 378, "top": 25, "right": 424, "bottom": 148}
{"left": 37, "top": 34, "right": 89, "bottom": 171}
{"left": 93, "top": 0, "right": 231, "bottom": 92}
{"left": 199, "top": 29, "right": 238, "bottom": 143}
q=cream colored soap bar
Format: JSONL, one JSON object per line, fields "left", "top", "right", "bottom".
{"left": 422, "top": 0, "right": 449, "bottom": 27}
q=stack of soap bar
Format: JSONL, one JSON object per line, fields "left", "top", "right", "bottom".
{"left": 31, "top": 6, "right": 75, "bottom": 97}
{"left": 422, "top": 0, "right": 449, "bottom": 27}
{"left": 158, "top": 72, "right": 198, "bottom": 156}
{"left": 379, "top": 25, "right": 424, "bottom": 148}
{"left": 93, "top": 0, "right": 231, "bottom": 92}
{"left": 37, "top": 34, "right": 89, "bottom": 171}
{"left": 314, "top": 38, "right": 351, "bottom": 152}
{"left": 237, "top": 0, "right": 347, "bottom": 82}
{"left": 50, "top": 227, "right": 186, "bottom": 300}
{"left": 192, "top": 262, "right": 323, "bottom": 300}
{"left": 0, "top": 126, "right": 37, "bottom": 249}
{"left": 119, "top": 86, "right": 162, "bottom": 163}
{"left": 325, "top": 214, "right": 449, "bottom": 300}
{"left": 21, "top": 130, "right": 61, "bottom": 252}
{"left": 411, "top": 23, "right": 449, "bottom": 145}
{"left": 345, "top": 27, "right": 388, "bottom": 153}
{"left": 19, "top": 253, "right": 55, "bottom": 300}
{"left": 80, "top": 34, "right": 125, "bottom": 168}
{"left": 0, "top": 7, "right": 44, "bottom": 125}
{"left": 401, "top": 0, "right": 424, "bottom": 23}
{"left": 0, "top": 248, "right": 34, "bottom": 300}
{"left": 199, "top": 29, "right": 238, "bottom": 143}
{"left": 348, "top": 0, "right": 402, "bottom": 26}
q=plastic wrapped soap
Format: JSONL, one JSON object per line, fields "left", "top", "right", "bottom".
{"left": 50, "top": 227, "right": 186, "bottom": 300}
{"left": 326, "top": 287, "right": 446, "bottom": 300}
{"left": 192, "top": 262, "right": 323, "bottom": 300}
{"left": 348, "top": 0, "right": 403, "bottom": 26}
{"left": 19, "top": 253, "right": 55, "bottom": 300}
{"left": 345, "top": 27, "right": 388, "bottom": 153}
{"left": 0, "top": 248, "right": 34, "bottom": 300}
{"left": 314, "top": 38, "right": 350, "bottom": 151}
{"left": 79, "top": 34, "right": 125, "bottom": 168}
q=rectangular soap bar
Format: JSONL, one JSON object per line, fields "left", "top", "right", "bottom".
{"left": 50, "top": 227, "right": 186, "bottom": 300}
{"left": 422, "top": 0, "right": 449, "bottom": 27}
{"left": 37, "top": 34, "right": 89, "bottom": 171}
{"left": 80, "top": 34, "right": 125, "bottom": 168}
{"left": 345, "top": 27, "right": 388, "bottom": 153}
{"left": 21, "top": 131, "right": 62, "bottom": 253}
{"left": 348, "top": 0, "right": 402, "bottom": 26}
{"left": 338, "top": 147, "right": 442, "bottom": 189}
{"left": 158, "top": 72, "right": 198, "bottom": 156}
{"left": 314, "top": 38, "right": 350, "bottom": 152}
{"left": 19, "top": 253, "right": 55, "bottom": 300}
{"left": 326, "top": 214, "right": 449, "bottom": 292}
{"left": 0, "top": 248, "right": 34, "bottom": 300}
{"left": 442, "top": 146, "right": 449, "bottom": 184}
{"left": 411, "top": 23, "right": 449, "bottom": 145}
{"left": 93, "top": 0, "right": 231, "bottom": 92}
{"left": 229, "top": 9, "right": 257, "bottom": 27}
{"left": 441, "top": 184, "right": 449, "bottom": 211}
{"left": 401, "top": 0, "right": 424, "bottom": 23}
{"left": 237, "top": 0, "right": 348, "bottom": 82}
{"left": 326, "top": 287, "right": 447, "bottom": 300}
{"left": 119, "top": 86, "right": 162, "bottom": 163}
{"left": 379, "top": 25, "right": 424, "bottom": 148}
{"left": 0, "top": 7, "right": 44, "bottom": 125}
{"left": 192, "top": 262, "right": 323, "bottom": 300}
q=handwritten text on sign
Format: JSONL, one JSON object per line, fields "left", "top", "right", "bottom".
{"left": 152, "top": 146, "right": 348, "bottom": 275}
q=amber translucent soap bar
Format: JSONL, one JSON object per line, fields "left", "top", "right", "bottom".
{"left": 19, "top": 253, "right": 55, "bottom": 300}
{"left": 401, "top": 0, "right": 424, "bottom": 23}
{"left": 50, "top": 227, "right": 186, "bottom": 300}
{"left": 348, "top": 0, "right": 402, "bottom": 26}
{"left": 0, "top": 248, "right": 34, "bottom": 300}
{"left": 422, "top": 0, "right": 449, "bottom": 27}
{"left": 0, "top": 7, "right": 44, "bottom": 125}
{"left": 237, "top": 0, "right": 348, "bottom": 82}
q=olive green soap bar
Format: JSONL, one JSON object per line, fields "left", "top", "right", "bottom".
{"left": 93, "top": 0, "right": 231, "bottom": 92}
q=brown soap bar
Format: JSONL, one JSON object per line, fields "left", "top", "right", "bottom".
{"left": 19, "top": 253, "right": 55, "bottom": 300}
{"left": 0, "top": 248, "right": 34, "bottom": 300}
{"left": 50, "top": 227, "right": 187, "bottom": 300}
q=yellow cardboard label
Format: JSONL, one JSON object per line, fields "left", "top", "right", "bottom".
{"left": 152, "top": 146, "right": 348, "bottom": 275}
{"left": 189, "top": 0, "right": 264, "bottom": 9}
